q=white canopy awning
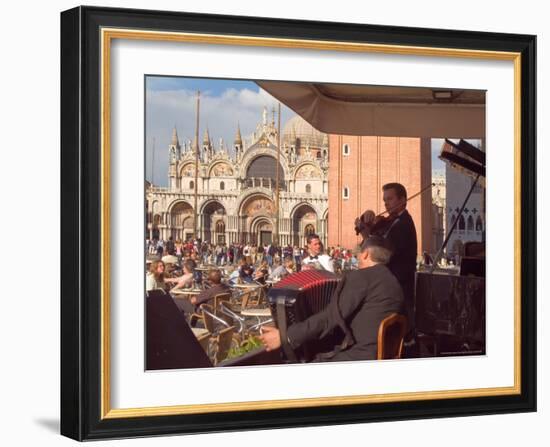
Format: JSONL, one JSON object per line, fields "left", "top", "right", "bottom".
{"left": 257, "top": 81, "right": 485, "bottom": 139}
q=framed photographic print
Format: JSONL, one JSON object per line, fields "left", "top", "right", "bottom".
{"left": 60, "top": 5, "right": 536, "bottom": 441}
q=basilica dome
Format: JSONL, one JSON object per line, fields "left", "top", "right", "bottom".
{"left": 282, "top": 115, "right": 327, "bottom": 148}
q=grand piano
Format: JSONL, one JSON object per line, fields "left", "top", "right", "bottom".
{"left": 415, "top": 139, "right": 486, "bottom": 357}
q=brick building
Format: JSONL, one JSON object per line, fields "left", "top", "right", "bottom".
{"left": 327, "top": 135, "right": 432, "bottom": 254}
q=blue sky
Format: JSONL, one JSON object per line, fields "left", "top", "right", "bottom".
{"left": 145, "top": 76, "right": 468, "bottom": 186}
{"left": 145, "top": 76, "right": 296, "bottom": 186}
{"left": 147, "top": 76, "right": 259, "bottom": 96}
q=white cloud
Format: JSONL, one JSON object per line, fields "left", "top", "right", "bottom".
{"left": 146, "top": 87, "right": 295, "bottom": 186}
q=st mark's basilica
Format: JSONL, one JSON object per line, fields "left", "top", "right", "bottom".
{"left": 146, "top": 107, "right": 329, "bottom": 247}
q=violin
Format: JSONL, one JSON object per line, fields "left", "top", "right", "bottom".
{"left": 368, "top": 213, "right": 400, "bottom": 237}
{"left": 354, "top": 211, "right": 399, "bottom": 238}
{"left": 354, "top": 182, "right": 435, "bottom": 239}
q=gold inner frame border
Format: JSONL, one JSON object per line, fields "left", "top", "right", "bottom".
{"left": 100, "top": 27, "right": 522, "bottom": 419}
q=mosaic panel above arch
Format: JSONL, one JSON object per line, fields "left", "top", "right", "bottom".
{"left": 180, "top": 163, "right": 196, "bottom": 177}
{"left": 290, "top": 202, "right": 320, "bottom": 219}
{"left": 168, "top": 200, "right": 193, "bottom": 214}
{"left": 209, "top": 162, "right": 233, "bottom": 177}
{"left": 241, "top": 195, "right": 275, "bottom": 217}
{"left": 295, "top": 164, "right": 321, "bottom": 180}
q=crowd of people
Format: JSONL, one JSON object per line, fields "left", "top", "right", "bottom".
{"left": 146, "top": 237, "right": 360, "bottom": 274}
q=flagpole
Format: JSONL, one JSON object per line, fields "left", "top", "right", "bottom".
{"left": 151, "top": 137, "right": 155, "bottom": 185}
{"left": 275, "top": 102, "right": 281, "bottom": 246}
{"left": 193, "top": 91, "right": 200, "bottom": 240}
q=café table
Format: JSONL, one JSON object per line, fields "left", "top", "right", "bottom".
{"left": 229, "top": 281, "right": 262, "bottom": 289}
{"left": 240, "top": 307, "right": 273, "bottom": 332}
{"left": 170, "top": 288, "right": 204, "bottom": 320}
{"left": 170, "top": 287, "right": 203, "bottom": 296}
{"left": 195, "top": 264, "right": 218, "bottom": 272}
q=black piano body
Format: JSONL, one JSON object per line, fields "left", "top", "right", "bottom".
{"left": 415, "top": 271, "right": 486, "bottom": 357}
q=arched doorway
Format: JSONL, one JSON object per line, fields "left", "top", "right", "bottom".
{"left": 181, "top": 216, "right": 194, "bottom": 241}
{"left": 152, "top": 214, "right": 161, "bottom": 240}
{"left": 215, "top": 220, "right": 226, "bottom": 244}
{"left": 240, "top": 194, "right": 275, "bottom": 244}
{"left": 202, "top": 201, "right": 226, "bottom": 244}
{"left": 170, "top": 201, "right": 194, "bottom": 241}
{"left": 251, "top": 217, "right": 273, "bottom": 246}
{"left": 292, "top": 204, "right": 318, "bottom": 246}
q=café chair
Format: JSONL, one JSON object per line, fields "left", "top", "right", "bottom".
{"left": 191, "top": 327, "right": 209, "bottom": 338}
{"left": 377, "top": 313, "right": 408, "bottom": 360}
{"left": 195, "top": 331, "right": 211, "bottom": 356}
{"left": 200, "top": 303, "right": 230, "bottom": 334}
{"left": 213, "top": 293, "right": 232, "bottom": 315}
{"left": 200, "top": 303, "right": 241, "bottom": 350}
{"left": 226, "top": 290, "right": 252, "bottom": 313}
{"left": 245, "top": 286, "right": 265, "bottom": 308}
{"left": 213, "top": 326, "right": 236, "bottom": 365}
{"left": 188, "top": 292, "right": 230, "bottom": 327}
{"left": 218, "top": 302, "right": 246, "bottom": 335}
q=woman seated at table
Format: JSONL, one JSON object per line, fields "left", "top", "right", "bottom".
{"left": 239, "top": 264, "right": 255, "bottom": 283}
{"left": 254, "top": 260, "right": 269, "bottom": 284}
{"left": 166, "top": 259, "right": 195, "bottom": 289}
{"left": 146, "top": 260, "right": 167, "bottom": 292}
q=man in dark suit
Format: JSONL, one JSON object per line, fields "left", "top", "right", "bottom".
{"left": 192, "top": 269, "right": 230, "bottom": 307}
{"left": 355, "top": 183, "right": 417, "bottom": 336}
{"left": 174, "top": 269, "right": 229, "bottom": 316}
{"left": 260, "top": 236, "right": 404, "bottom": 361}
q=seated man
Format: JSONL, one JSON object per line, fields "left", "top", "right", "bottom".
{"left": 176, "top": 269, "right": 230, "bottom": 317}
{"left": 191, "top": 269, "right": 230, "bottom": 307}
{"left": 260, "top": 236, "right": 404, "bottom": 362}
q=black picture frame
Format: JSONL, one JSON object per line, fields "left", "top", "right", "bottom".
{"left": 61, "top": 5, "right": 536, "bottom": 441}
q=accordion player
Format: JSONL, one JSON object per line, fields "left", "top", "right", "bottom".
{"left": 267, "top": 270, "right": 344, "bottom": 362}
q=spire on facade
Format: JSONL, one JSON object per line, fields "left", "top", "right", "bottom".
{"left": 171, "top": 125, "right": 180, "bottom": 147}
{"left": 291, "top": 125, "right": 297, "bottom": 145}
{"left": 234, "top": 123, "right": 243, "bottom": 145}
{"left": 203, "top": 128, "right": 211, "bottom": 145}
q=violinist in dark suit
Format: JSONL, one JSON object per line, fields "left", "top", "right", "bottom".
{"left": 354, "top": 183, "right": 417, "bottom": 335}
{"left": 260, "top": 236, "right": 404, "bottom": 361}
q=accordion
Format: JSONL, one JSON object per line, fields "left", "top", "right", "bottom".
{"left": 267, "top": 270, "right": 343, "bottom": 362}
